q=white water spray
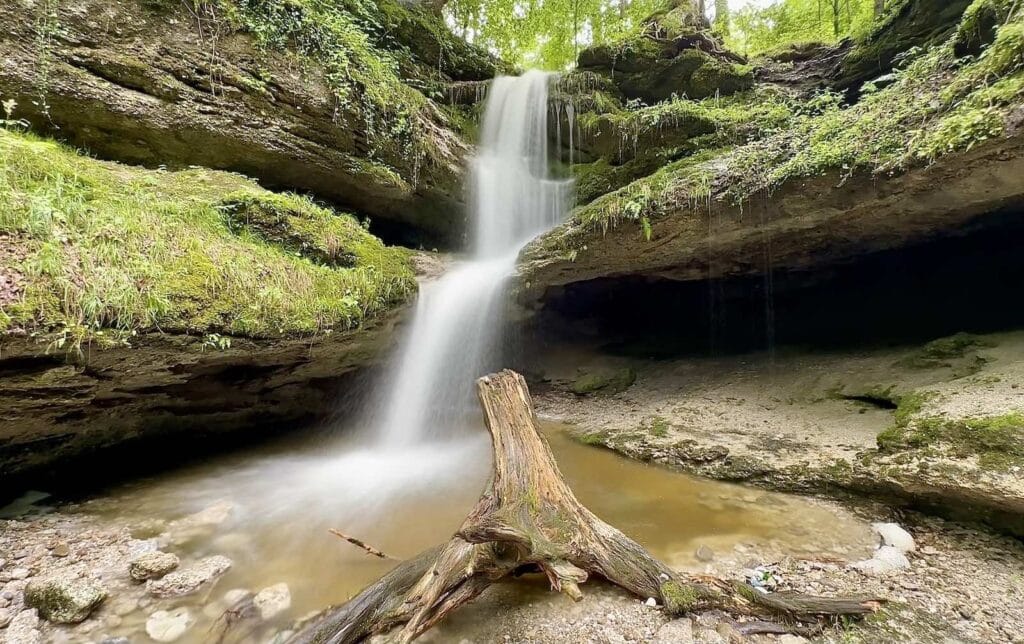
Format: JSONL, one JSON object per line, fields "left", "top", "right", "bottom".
{"left": 374, "top": 70, "right": 571, "bottom": 445}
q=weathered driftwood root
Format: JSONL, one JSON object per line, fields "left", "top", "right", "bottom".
{"left": 290, "top": 370, "right": 883, "bottom": 644}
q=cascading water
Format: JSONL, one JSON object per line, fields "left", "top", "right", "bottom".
{"left": 373, "top": 70, "right": 571, "bottom": 445}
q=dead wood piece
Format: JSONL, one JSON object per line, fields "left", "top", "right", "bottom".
{"left": 329, "top": 529, "right": 394, "bottom": 560}
{"left": 289, "top": 370, "right": 884, "bottom": 644}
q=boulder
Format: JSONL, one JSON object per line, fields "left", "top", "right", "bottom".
{"left": 147, "top": 555, "right": 232, "bottom": 598}
{"left": 128, "top": 551, "right": 180, "bottom": 581}
{"left": 23, "top": 576, "right": 106, "bottom": 623}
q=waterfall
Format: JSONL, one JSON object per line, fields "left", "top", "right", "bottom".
{"left": 372, "top": 70, "right": 571, "bottom": 445}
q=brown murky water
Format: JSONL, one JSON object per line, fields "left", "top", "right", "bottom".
{"left": 75, "top": 423, "right": 873, "bottom": 643}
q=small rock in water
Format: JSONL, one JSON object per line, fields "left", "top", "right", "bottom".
{"left": 223, "top": 588, "right": 252, "bottom": 607}
{"left": 871, "top": 522, "right": 916, "bottom": 553}
{"left": 100, "top": 638, "right": 131, "bottom": 644}
{"left": 147, "top": 555, "right": 232, "bottom": 597}
{"left": 24, "top": 576, "right": 106, "bottom": 623}
{"left": 0, "top": 608, "right": 12, "bottom": 628}
{"left": 129, "top": 551, "right": 180, "bottom": 581}
{"left": 163, "top": 500, "right": 235, "bottom": 544}
{"left": 644, "top": 597, "right": 657, "bottom": 607}
{"left": 9, "top": 568, "right": 30, "bottom": 580}
{"left": 146, "top": 608, "right": 193, "bottom": 642}
{"left": 695, "top": 545, "right": 715, "bottom": 562}
{"left": 252, "top": 581, "right": 290, "bottom": 618}
{"left": 4, "top": 609, "right": 42, "bottom": 644}
{"left": 778, "top": 635, "right": 810, "bottom": 644}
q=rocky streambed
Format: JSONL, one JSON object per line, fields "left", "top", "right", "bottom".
{"left": 2, "top": 422, "right": 1024, "bottom": 644}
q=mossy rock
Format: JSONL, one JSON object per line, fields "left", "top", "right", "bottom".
{"left": 878, "top": 411, "right": 1024, "bottom": 470}
{"left": 570, "top": 367, "right": 637, "bottom": 395}
{"left": 582, "top": 45, "right": 753, "bottom": 103}
{"left": 837, "top": 0, "right": 974, "bottom": 91}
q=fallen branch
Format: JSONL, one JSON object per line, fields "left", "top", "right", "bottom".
{"left": 290, "top": 370, "right": 884, "bottom": 644}
{"left": 329, "top": 529, "right": 394, "bottom": 560}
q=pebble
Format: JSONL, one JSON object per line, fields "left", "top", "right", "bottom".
{"left": 9, "top": 568, "right": 29, "bottom": 580}
{"left": 50, "top": 542, "right": 70, "bottom": 557}
{"left": 146, "top": 607, "right": 194, "bottom": 642}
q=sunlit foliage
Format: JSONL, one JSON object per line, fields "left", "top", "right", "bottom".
{"left": 725, "top": 0, "right": 884, "bottom": 57}
{"left": 444, "top": 0, "right": 667, "bottom": 69}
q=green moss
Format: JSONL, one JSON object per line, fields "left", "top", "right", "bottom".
{"left": 0, "top": 129, "right": 414, "bottom": 343}
{"left": 897, "top": 332, "right": 995, "bottom": 371}
{"left": 878, "top": 411, "right": 1024, "bottom": 470}
{"left": 648, "top": 416, "right": 670, "bottom": 438}
{"left": 570, "top": 367, "right": 637, "bottom": 395}
{"left": 659, "top": 580, "right": 704, "bottom": 616}
{"left": 955, "top": 0, "right": 1020, "bottom": 55}
{"left": 574, "top": 429, "right": 613, "bottom": 446}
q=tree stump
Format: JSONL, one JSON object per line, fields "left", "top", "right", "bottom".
{"left": 289, "top": 370, "right": 883, "bottom": 644}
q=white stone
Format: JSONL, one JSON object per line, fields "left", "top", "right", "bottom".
{"left": 254, "top": 583, "right": 291, "bottom": 621}
{"left": 852, "top": 545, "right": 911, "bottom": 576}
{"left": 146, "top": 608, "right": 193, "bottom": 642}
{"left": 871, "top": 522, "right": 916, "bottom": 553}
{"left": 644, "top": 597, "right": 657, "bottom": 607}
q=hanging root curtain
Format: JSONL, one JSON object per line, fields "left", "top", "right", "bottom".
{"left": 289, "top": 370, "right": 883, "bottom": 644}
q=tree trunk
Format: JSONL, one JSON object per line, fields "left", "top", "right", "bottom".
{"left": 715, "top": 0, "right": 729, "bottom": 35}
{"left": 288, "top": 371, "right": 884, "bottom": 644}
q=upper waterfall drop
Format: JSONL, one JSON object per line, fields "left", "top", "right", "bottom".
{"left": 373, "top": 70, "right": 572, "bottom": 446}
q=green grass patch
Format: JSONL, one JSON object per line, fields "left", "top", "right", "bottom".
{"left": 0, "top": 129, "right": 414, "bottom": 344}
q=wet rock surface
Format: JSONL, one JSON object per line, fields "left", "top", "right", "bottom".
{"left": 0, "top": 304, "right": 407, "bottom": 479}
{"left": 533, "top": 329, "right": 1024, "bottom": 537}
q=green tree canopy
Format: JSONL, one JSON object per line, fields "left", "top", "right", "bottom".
{"left": 444, "top": 0, "right": 669, "bottom": 69}
{"left": 441, "top": 0, "right": 888, "bottom": 70}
